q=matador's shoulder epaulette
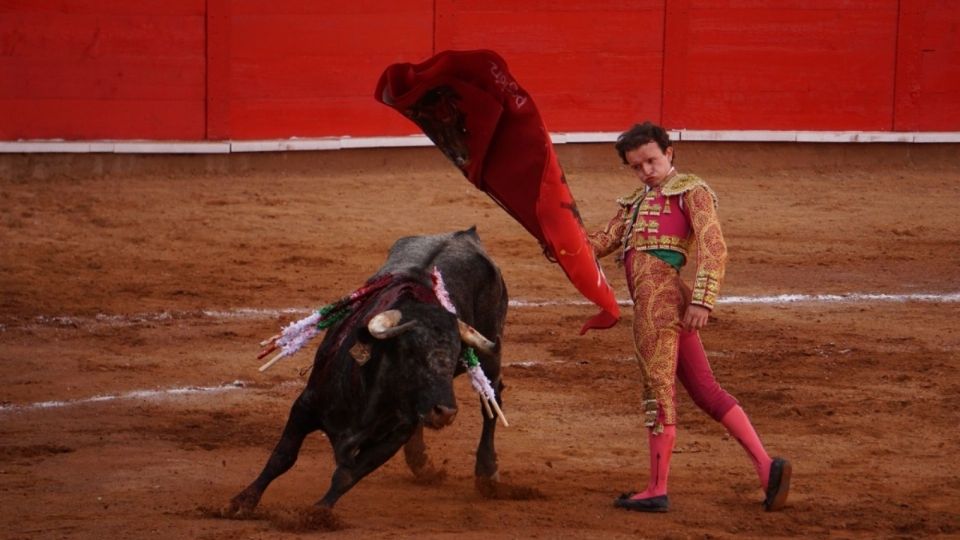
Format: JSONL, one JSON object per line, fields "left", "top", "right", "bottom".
{"left": 615, "top": 187, "right": 647, "bottom": 207}
{"left": 661, "top": 173, "right": 719, "bottom": 209}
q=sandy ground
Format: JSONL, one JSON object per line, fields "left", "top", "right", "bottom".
{"left": 1, "top": 142, "right": 959, "bottom": 539}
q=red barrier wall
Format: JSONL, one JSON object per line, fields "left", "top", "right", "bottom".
{"left": 662, "top": 0, "right": 899, "bottom": 130}
{"left": 894, "top": 0, "right": 960, "bottom": 131}
{"left": 207, "top": 0, "right": 434, "bottom": 139}
{"left": 434, "top": 0, "right": 666, "bottom": 133}
{"left": 1, "top": 1, "right": 958, "bottom": 141}
{"left": 0, "top": 0, "right": 206, "bottom": 140}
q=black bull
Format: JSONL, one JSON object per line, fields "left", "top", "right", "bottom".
{"left": 227, "top": 228, "right": 508, "bottom": 512}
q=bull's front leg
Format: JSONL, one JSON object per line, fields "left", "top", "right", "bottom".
{"left": 474, "top": 378, "right": 501, "bottom": 482}
{"left": 473, "top": 379, "right": 543, "bottom": 500}
{"left": 403, "top": 423, "right": 447, "bottom": 483}
{"left": 318, "top": 423, "right": 414, "bottom": 508}
{"left": 224, "top": 393, "right": 319, "bottom": 517}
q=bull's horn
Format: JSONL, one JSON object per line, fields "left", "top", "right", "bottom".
{"left": 368, "top": 309, "right": 416, "bottom": 340}
{"left": 457, "top": 320, "right": 496, "bottom": 355}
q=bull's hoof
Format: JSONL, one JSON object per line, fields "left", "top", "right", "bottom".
{"left": 219, "top": 489, "right": 261, "bottom": 519}
{"left": 197, "top": 499, "right": 259, "bottom": 521}
{"left": 269, "top": 505, "right": 344, "bottom": 532}
{"left": 410, "top": 461, "right": 448, "bottom": 485}
{"left": 475, "top": 475, "right": 545, "bottom": 500}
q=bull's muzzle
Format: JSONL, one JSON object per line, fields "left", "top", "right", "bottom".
{"left": 422, "top": 404, "right": 458, "bottom": 429}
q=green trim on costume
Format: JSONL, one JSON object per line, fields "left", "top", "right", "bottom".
{"left": 648, "top": 249, "right": 685, "bottom": 271}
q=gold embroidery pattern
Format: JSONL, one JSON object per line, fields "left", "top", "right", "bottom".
{"left": 616, "top": 186, "right": 647, "bottom": 206}
{"left": 685, "top": 187, "right": 727, "bottom": 309}
{"left": 587, "top": 205, "right": 627, "bottom": 258}
{"left": 635, "top": 218, "right": 659, "bottom": 233}
{"left": 692, "top": 269, "right": 723, "bottom": 307}
{"left": 590, "top": 176, "right": 726, "bottom": 434}
{"left": 627, "top": 189, "right": 689, "bottom": 256}
{"left": 630, "top": 235, "right": 691, "bottom": 256}
{"left": 618, "top": 199, "right": 641, "bottom": 254}
{"left": 636, "top": 190, "right": 661, "bottom": 216}
{"left": 662, "top": 173, "right": 719, "bottom": 208}
{"left": 628, "top": 253, "right": 683, "bottom": 430}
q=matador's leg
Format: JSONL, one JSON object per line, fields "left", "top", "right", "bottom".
{"left": 615, "top": 253, "right": 683, "bottom": 512}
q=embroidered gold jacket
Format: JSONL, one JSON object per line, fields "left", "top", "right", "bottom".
{"left": 588, "top": 173, "right": 728, "bottom": 310}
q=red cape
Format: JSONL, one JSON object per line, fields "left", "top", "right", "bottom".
{"left": 375, "top": 49, "right": 619, "bottom": 333}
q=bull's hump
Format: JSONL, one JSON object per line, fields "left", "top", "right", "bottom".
{"left": 382, "top": 229, "right": 487, "bottom": 273}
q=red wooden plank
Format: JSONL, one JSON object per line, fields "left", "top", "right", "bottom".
{"left": 0, "top": 98, "right": 204, "bottom": 140}
{"left": 229, "top": 0, "right": 430, "bottom": 15}
{"left": 684, "top": 0, "right": 886, "bottom": 8}
{"left": 663, "top": 0, "right": 899, "bottom": 130}
{"left": 0, "top": 4, "right": 205, "bottom": 139}
{"left": 435, "top": 5, "right": 663, "bottom": 52}
{"left": 0, "top": 13, "right": 204, "bottom": 60}
{"left": 227, "top": 97, "right": 416, "bottom": 138}
{"left": 434, "top": 0, "right": 660, "bottom": 12}
{"left": 434, "top": 0, "right": 456, "bottom": 54}
{"left": 0, "top": 0, "right": 204, "bottom": 16}
{"left": 0, "top": 57, "right": 204, "bottom": 100}
{"left": 221, "top": 6, "right": 433, "bottom": 138}
{"left": 240, "top": 53, "right": 659, "bottom": 134}
{"left": 206, "top": 0, "right": 232, "bottom": 139}
{"left": 229, "top": 56, "right": 407, "bottom": 100}
{"left": 501, "top": 52, "right": 663, "bottom": 131}
{"left": 229, "top": 12, "right": 432, "bottom": 59}
{"left": 434, "top": 0, "right": 666, "bottom": 131}
{"left": 894, "top": 0, "right": 960, "bottom": 131}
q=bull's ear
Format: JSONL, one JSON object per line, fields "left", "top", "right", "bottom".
{"left": 368, "top": 309, "right": 417, "bottom": 340}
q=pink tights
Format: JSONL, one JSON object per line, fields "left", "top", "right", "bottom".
{"left": 676, "top": 330, "right": 772, "bottom": 488}
{"left": 676, "top": 329, "right": 737, "bottom": 421}
{"left": 630, "top": 330, "right": 773, "bottom": 500}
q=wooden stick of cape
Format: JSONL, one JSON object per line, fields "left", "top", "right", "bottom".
{"left": 375, "top": 49, "right": 620, "bottom": 334}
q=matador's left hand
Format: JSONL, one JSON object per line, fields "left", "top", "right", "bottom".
{"left": 682, "top": 304, "right": 710, "bottom": 332}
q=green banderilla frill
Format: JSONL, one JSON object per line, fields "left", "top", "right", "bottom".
{"left": 462, "top": 347, "right": 508, "bottom": 427}
{"left": 462, "top": 346, "right": 480, "bottom": 368}
{"left": 316, "top": 302, "right": 350, "bottom": 330}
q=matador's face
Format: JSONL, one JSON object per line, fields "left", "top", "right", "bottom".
{"left": 625, "top": 141, "right": 675, "bottom": 188}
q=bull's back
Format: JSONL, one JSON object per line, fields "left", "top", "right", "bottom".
{"left": 378, "top": 228, "right": 497, "bottom": 285}
{"left": 377, "top": 228, "right": 507, "bottom": 331}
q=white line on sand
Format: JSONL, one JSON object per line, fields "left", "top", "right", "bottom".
{"left": 512, "top": 292, "right": 960, "bottom": 307}
{"left": 0, "top": 381, "right": 247, "bottom": 413}
{"left": 6, "top": 291, "right": 956, "bottom": 412}
{"left": 15, "top": 291, "right": 959, "bottom": 330}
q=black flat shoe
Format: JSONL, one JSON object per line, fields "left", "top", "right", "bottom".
{"left": 614, "top": 492, "right": 669, "bottom": 513}
{"left": 764, "top": 457, "right": 792, "bottom": 511}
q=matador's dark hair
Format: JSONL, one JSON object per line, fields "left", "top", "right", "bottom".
{"left": 614, "top": 121, "right": 673, "bottom": 165}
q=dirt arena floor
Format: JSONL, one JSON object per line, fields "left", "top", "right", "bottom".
{"left": 1, "top": 142, "right": 959, "bottom": 539}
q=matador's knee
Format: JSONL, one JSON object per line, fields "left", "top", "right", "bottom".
{"left": 642, "top": 385, "right": 677, "bottom": 434}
